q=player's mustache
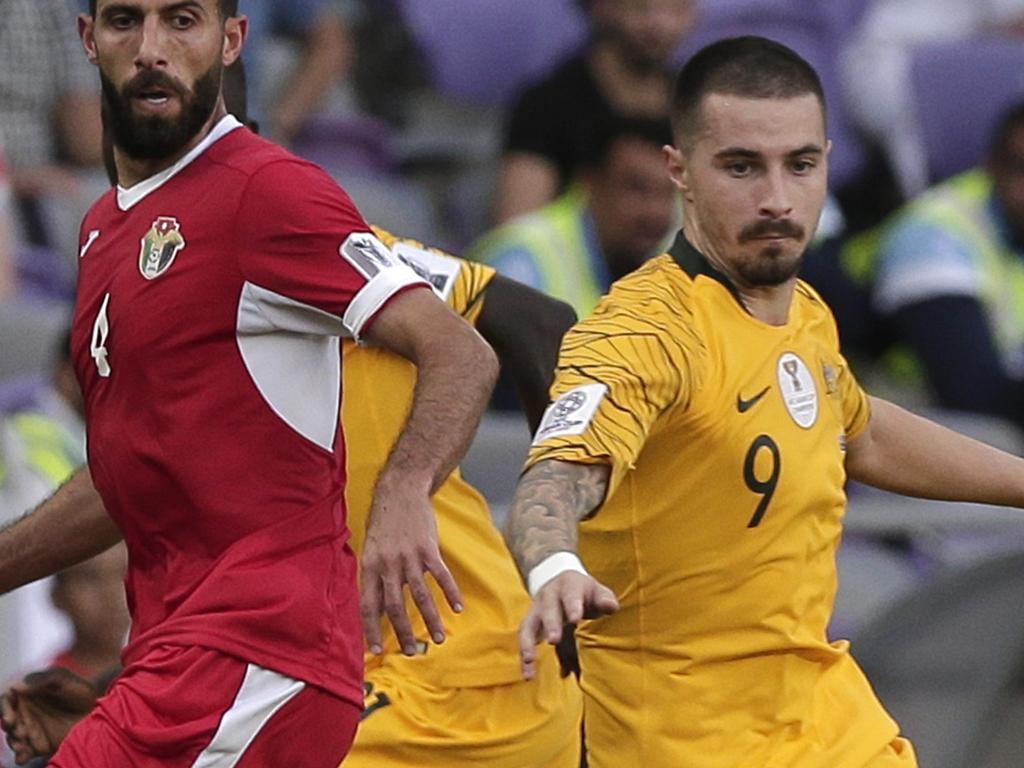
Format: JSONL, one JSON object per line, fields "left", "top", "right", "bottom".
{"left": 739, "top": 219, "right": 805, "bottom": 241}
{"left": 123, "top": 70, "right": 188, "bottom": 100}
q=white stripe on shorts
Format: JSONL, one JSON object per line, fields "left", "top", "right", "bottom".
{"left": 191, "top": 664, "right": 305, "bottom": 768}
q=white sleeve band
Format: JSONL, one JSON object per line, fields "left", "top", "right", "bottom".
{"left": 527, "top": 551, "right": 588, "bottom": 597}
{"left": 342, "top": 266, "right": 429, "bottom": 342}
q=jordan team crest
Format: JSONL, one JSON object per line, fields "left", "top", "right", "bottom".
{"left": 139, "top": 216, "right": 186, "bottom": 279}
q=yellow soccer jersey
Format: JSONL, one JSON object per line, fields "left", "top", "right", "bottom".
{"left": 343, "top": 229, "right": 533, "bottom": 687}
{"left": 527, "top": 233, "right": 901, "bottom": 767}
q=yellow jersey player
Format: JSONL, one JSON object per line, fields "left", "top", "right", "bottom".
{"left": 504, "top": 36, "right": 1024, "bottom": 768}
{"left": 341, "top": 228, "right": 582, "bottom": 768}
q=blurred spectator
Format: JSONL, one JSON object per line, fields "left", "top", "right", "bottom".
{"left": 493, "top": 0, "right": 695, "bottom": 223}
{"left": 0, "top": 546, "right": 126, "bottom": 768}
{"left": 871, "top": 102, "right": 1024, "bottom": 428}
{"left": 842, "top": 0, "right": 1024, "bottom": 197}
{"left": 0, "top": 331, "right": 83, "bottom": 519}
{"left": 0, "top": 0, "right": 103, "bottom": 227}
{"left": 472, "top": 119, "right": 677, "bottom": 319}
{"left": 47, "top": 544, "right": 129, "bottom": 681}
{"left": 0, "top": 145, "right": 15, "bottom": 300}
{"left": 243, "top": 0, "right": 356, "bottom": 144}
{"left": 0, "top": 331, "right": 86, "bottom": 677}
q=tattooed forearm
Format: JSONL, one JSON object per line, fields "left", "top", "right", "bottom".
{"left": 503, "top": 459, "right": 610, "bottom": 577}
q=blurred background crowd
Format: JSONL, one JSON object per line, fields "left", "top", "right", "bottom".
{"left": 4, "top": 1, "right": 1024, "bottom": 767}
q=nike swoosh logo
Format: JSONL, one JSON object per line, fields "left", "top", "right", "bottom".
{"left": 737, "top": 386, "right": 770, "bottom": 413}
{"left": 79, "top": 229, "right": 101, "bottom": 259}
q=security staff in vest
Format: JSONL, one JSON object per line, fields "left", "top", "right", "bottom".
{"left": 0, "top": 330, "right": 84, "bottom": 522}
{"left": 0, "top": 329, "right": 86, "bottom": 683}
{"left": 471, "top": 117, "right": 678, "bottom": 319}
{"left": 872, "top": 101, "right": 1024, "bottom": 430}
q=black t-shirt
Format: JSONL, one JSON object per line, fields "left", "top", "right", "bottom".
{"left": 503, "top": 54, "right": 617, "bottom": 189}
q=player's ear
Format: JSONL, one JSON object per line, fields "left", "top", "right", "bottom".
{"left": 222, "top": 14, "right": 247, "bottom": 67}
{"left": 80, "top": 13, "right": 99, "bottom": 65}
{"left": 664, "top": 145, "right": 692, "bottom": 200}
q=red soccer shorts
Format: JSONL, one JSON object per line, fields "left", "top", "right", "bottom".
{"left": 49, "top": 644, "right": 359, "bottom": 768}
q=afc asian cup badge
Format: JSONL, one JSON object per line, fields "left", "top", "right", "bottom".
{"left": 139, "top": 216, "right": 186, "bottom": 280}
{"left": 777, "top": 352, "right": 819, "bottom": 428}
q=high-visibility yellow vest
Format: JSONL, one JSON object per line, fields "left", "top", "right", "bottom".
{"left": 471, "top": 188, "right": 607, "bottom": 317}
{"left": 7, "top": 411, "right": 81, "bottom": 487}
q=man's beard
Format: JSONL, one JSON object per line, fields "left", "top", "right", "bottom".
{"left": 101, "top": 63, "right": 222, "bottom": 162}
{"left": 734, "top": 218, "right": 807, "bottom": 287}
{"left": 734, "top": 246, "right": 805, "bottom": 287}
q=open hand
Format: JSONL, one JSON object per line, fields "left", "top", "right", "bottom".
{"left": 360, "top": 482, "right": 463, "bottom": 657}
{"left": 518, "top": 571, "right": 618, "bottom": 680}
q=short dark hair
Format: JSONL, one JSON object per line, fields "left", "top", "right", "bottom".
{"left": 587, "top": 116, "right": 674, "bottom": 170}
{"left": 89, "top": 0, "right": 239, "bottom": 18}
{"left": 671, "top": 36, "right": 826, "bottom": 150}
{"left": 990, "top": 101, "right": 1024, "bottom": 160}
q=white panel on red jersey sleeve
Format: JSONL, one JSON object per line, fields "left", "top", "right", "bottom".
{"left": 237, "top": 281, "right": 344, "bottom": 451}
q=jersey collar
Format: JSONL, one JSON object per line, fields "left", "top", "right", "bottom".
{"left": 667, "top": 229, "right": 744, "bottom": 305}
{"left": 116, "top": 115, "right": 243, "bottom": 211}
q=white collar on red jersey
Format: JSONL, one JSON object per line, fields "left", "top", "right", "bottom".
{"left": 116, "top": 115, "right": 243, "bottom": 211}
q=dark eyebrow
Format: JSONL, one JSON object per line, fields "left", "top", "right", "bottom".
{"left": 100, "top": 3, "right": 142, "bottom": 18}
{"left": 164, "top": 1, "right": 205, "bottom": 14}
{"left": 101, "top": 1, "right": 205, "bottom": 17}
{"left": 788, "top": 144, "right": 824, "bottom": 157}
{"left": 714, "top": 144, "right": 824, "bottom": 162}
{"left": 714, "top": 148, "right": 761, "bottom": 161}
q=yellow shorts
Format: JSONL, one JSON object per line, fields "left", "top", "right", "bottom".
{"left": 342, "top": 651, "right": 582, "bottom": 768}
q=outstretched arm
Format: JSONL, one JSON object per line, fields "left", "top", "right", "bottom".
{"left": 846, "top": 396, "right": 1024, "bottom": 505}
{"left": 475, "top": 274, "right": 577, "bottom": 431}
{"left": 360, "top": 287, "right": 498, "bottom": 656}
{"left": 0, "top": 466, "right": 121, "bottom": 595}
{"left": 504, "top": 459, "right": 618, "bottom": 679}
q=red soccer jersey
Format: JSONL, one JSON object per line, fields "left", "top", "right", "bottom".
{"left": 71, "top": 117, "right": 427, "bottom": 706}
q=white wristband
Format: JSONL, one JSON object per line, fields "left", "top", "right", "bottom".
{"left": 527, "top": 551, "right": 588, "bottom": 597}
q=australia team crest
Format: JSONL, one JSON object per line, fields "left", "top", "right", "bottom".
{"left": 139, "top": 216, "right": 186, "bottom": 280}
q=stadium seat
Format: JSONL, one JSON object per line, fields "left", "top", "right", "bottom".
{"left": 291, "top": 114, "right": 398, "bottom": 176}
{"left": 810, "top": 0, "right": 873, "bottom": 42}
{"left": 908, "top": 39, "right": 1024, "bottom": 184}
{"left": 0, "top": 300, "right": 68, "bottom": 382}
{"left": 851, "top": 548, "right": 1024, "bottom": 768}
{"left": 15, "top": 244, "right": 75, "bottom": 303}
{"left": 831, "top": 533, "right": 923, "bottom": 640}
{"left": 288, "top": 115, "right": 446, "bottom": 247}
{"left": 0, "top": 374, "right": 46, "bottom": 413}
{"left": 396, "top": 0, "right": 587, "bottom": 106}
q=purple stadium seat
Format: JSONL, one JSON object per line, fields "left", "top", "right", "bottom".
{"left": 808, "top": 0, "right": 873, "bottom": 43}
{"left": 908, "top": 38, "right": 1024, "bottom": 184}
{"left": 290, "top": 114, "right": 398, "bottom": 177}
{"left": 15, "top": 244, "right": 75, "bottom": 304}
{"left": 0, "top": 375, "right": 45, "bottom": 414}
{"left": 396, "top": 0, "right": 587, "bottom": 105}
